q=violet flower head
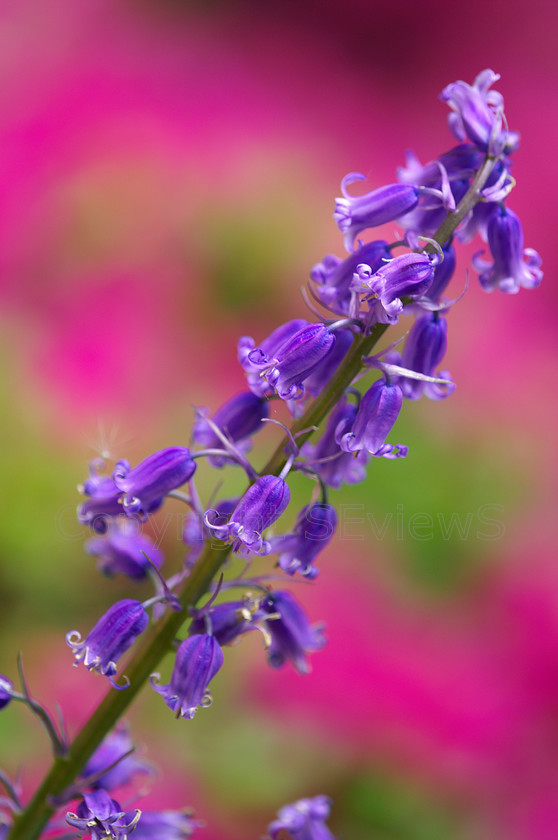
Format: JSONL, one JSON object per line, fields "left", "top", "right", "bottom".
{"left": 189, "top": 596, "right": 267, "bottom": 646}
{"left": 310, "top": 239, "right": 392, "bottom": 315}
{"left": 85, "top": 518, "right": 164, "bottom": 581}
{"left": 302, "top": 397, "right": 368, "bottom": 489}
{"left": 150, "top": 634, "right": 224, "bottom": 720}
{"left": 261, "top": 591, "right": 325, "bottom": 674}
{"left": 400, "top": 313, "right": 455, "bottom": 400}
{"left": 81, "top": 723, "right": 152, "bottom": 791}
{"left": 440, "top": 69, "right": 517, "bottom": 155}
{"left": 132, "top": 809, "right": 202, "bottom": 839}
{"left": 268, "top": 503, "right": 337, "bottom": 580}
{"left": 77, "top": 468, "right": 125, "bottom": 534}
{"left": 472, "top": 205, "right": 543, "bottom": 293}
{"left": 192, "top": 391, "right": 269, "bottom": 467}
{"left": 238, "top": 319, "right": 308, "bottom": 397}
{"left": 113, "top": 447, "right": 196, "bottom": 520}
{"left": 66, "top": 599, "right": 149, "bottom": 689}
{"left": 351, "top": 251, "right": 438, "bottom": 322}
{"left": 0, "top": 676, "right": 13, "bottom": 710}
{"left": 204, "top": 475, "right": 290, "bottom": 557}
{"left": 267, "top": 795, "right": 336, "bottom": 840}
{"left": 66, "top": 790, "right": 141, "bottom": 840}
{"left": 338, "top": 379, "right": 407, "bottom": 459}
{"left": 334, "top": 175, "right": 419, "bottom": 252}
{"left": 243, "top": 323, "right": 336, "bottom": 401}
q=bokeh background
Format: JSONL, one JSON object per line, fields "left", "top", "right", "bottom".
{"left": 1, "top": 1, "right": 557, "bottom": 838}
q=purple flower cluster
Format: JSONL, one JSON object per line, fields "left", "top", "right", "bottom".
{"left": 0, "top": 68, "right": 536, "bottom": 840}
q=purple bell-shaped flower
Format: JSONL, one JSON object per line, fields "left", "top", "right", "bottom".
{"left": 334, "top": 175, "right": 419, "bottom": 252}
{"left": 268, "top": 503, "right": 337, "bottom": 580}
{"left": 113, "top": 447, "right": 196, "bottom": 520}
{"left": 85, "top": 517, "right": 164, "bottom": 581}
{"left": 66, "top": 790, "right": 141, "bottom": 839}
{"left": 66, "top": 599, "right": 149, "bottom": 689}
{"left": 261, "top": 590, "right": 325, "bottom": 674}
{"left": 192, "top": 391, "right": 269, "bottom": 467}
{"left": 150, "top": 634, "right": 224, "bottom": 720}
{"left": 267, "top": 795, "right": 337, "bottom": 840}
{"left": 302, "top": 397, "right": 368, "bottom": 489}
{"left": 472, "top": 205, "right": 542, "bottom": 293}
{"left": 399, "top": 314, "right": 455, "bottom": 400}
{"left": 243, "top": 323, "right": 336, "bottom": 402}
{"left": 338, "top": 379, "right": 407, "bottom": 459}
{"left": 238, "top": 319, "right": 309, "bottom": 397}
{"left": 204, "top": 475, "right": 290, "bottom": 557}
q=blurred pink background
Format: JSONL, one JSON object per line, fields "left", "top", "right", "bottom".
{"left": 1, "top": 1, "right": 557, "bottom": 839}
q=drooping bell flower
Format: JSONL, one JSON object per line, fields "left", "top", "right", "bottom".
{"left": 268, "top": 503, "right": 337, "bottom": 580}
{"left": 400, "top": 314, "right": 455, "bottom": 400}
{"left": 192, "top": 392, "right": 269, "bottom": 467}
{"left": 310, "top": 240, "right": 392, "bottom": 315}
{"left": 440, "top": 69, "right": 517, "bottom": 155}
{"left": 238, "top": 319, "right": 309, "bottom": 397}
{"left": 113, "top": 447, "right": 196, "bottom": 520}
{"left": 81, "top": 723, "right": 152, "bottom": 791}
{"left": 301, "top": 396, "right": 368, "bottom": 489}
{"left": 85, "top": 518, "right": 164, "bottom": 580}
{"left": 302, "top": 329, "right": 352, "bottom": 401}
{"left": 204, "top": 475, "right": 290, "bottom": 557}
{"left": 66, "top": 599, "right": 149, "bottom": 689}
{"left": 334, "top": 175, "right": 419, "bottom": 252}
{"left": 189, "top": 596, "right": 267, "bottom": 646}
{"left": 261, "top": 590, "right": 325, "bottom": 674}
{"left": 132, "top": 809, "right": 202, "bottom": 839}
{"left": 267, "top": 795, "right": 337, "bottom": 840}
{"left": 77, "top": 466, "right": 126, "bottom": 534}
{"left": 66, "top": 790, "right": 141, "bottom": 840}
{"left": 338, "top": 379, "right": 407, "bottom": 459}
{"left": 351, "top": 251, "right": 438, "bottom": 322}
{"left": 472, "top": 205, "right": 542, "bottom": 293}
{"left": 150, "top": 634, "right": 224, "bottom": 720}
{"left": 243, "top": 323, "right": 336, "bottom": 401}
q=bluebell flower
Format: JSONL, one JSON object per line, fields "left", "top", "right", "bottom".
{"left": 66, "top": 790, "right": 141, "bottom": 839}
{"left": 189, "top": 596, "right": 267, "bottom": 646}
{"left": 267, "top": 795, "right": 336, "bottom": 840}
{"left": 267, "top": 503, "right": 337, "bottom": 580}
{"left": 77, "top": 468, "right": 126, "bottom": 534}
{"left": 150, "top": 634, "right": 224, "bottom": 719}
{"left": 338, "top": 379, "right": 407, "bottom": 459}
{"left": 472, "top": 205, "right": 543, "bottom": 293}
{"left": 81, "top": 723, "right": 152, "bottom": 791}
{"left": 399, "top": 314, "right": 455, "bottom": 400}
{"left": 301, "top": 396, "right": 368, "bottom": 489}
{"left": 85, "top": 518, "right": 164, "bottom": 581}
{"left": 310, "top": 240, "right": 392, "bottom": 315}
{"left": 113, "top": 447, "right": 196, "bottom": 520}
{"left": 351, "top": 251, "right": 438, "bottom": 323}
{"left": 132, "top": 809, "right": 201, "bottom": 839}
{"left": 0, "top": 676, "right": 13, "bottom": 710}
{"left": 205, "top": 475, "right": 290, "bottom": 557}
{"left": 440, "top": 69, "right": 516, "bottom": 155}
{"left": 238, "top": 319, "right": 308, "bottom": 397}
{"left": 192, "top": 391, "right": 269, "bottom": 467}
{"left": 66, "top": 600, "right": 149, "bottom": 689}
{"left": 333, "top": 175, "right": 419, "bottom": 252}
{"left": 242, "top": 323, "right": 336, "bottom": 401}
{"left": 261, "top": 591, "right": 325, "bottom": 674}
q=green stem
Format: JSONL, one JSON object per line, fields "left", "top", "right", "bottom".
{"left": 8, "top": 152, "right": 497, "bottom": 840}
